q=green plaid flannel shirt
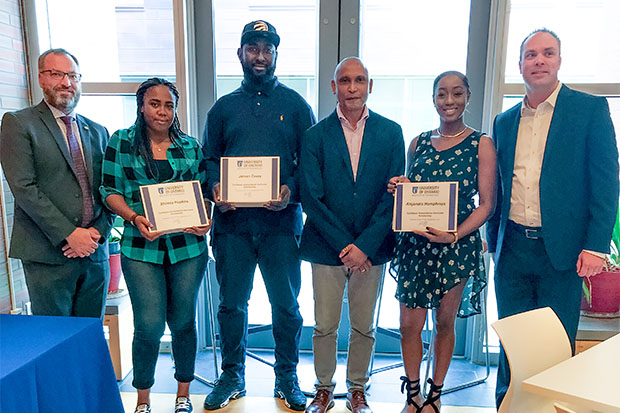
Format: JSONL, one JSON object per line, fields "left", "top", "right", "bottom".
{"left": 100, "top": 126, "right": 207, "bottom": 264}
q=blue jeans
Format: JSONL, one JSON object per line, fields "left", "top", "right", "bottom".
{"left": 122, "top": 252, "right": 208, "bottom": 389}
{"left": 212, "top": 233, "right": 303, "bottom": 382}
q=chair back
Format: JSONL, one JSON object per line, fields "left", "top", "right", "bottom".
{"left": 553, "top": 402, "right": 577, "bottom": 413}
{"left": 492, "top": 307, "right": 572, "bottom": 413}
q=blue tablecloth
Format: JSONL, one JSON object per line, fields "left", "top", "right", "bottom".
{"left": 0, "top": 314, "right": 124, "bottom": 413}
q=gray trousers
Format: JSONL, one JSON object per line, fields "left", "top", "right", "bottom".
{"left": 311, "top": 263, "right": 384, "bottom": 391}
{"left": 22, "top": 258, "right": 109, "bottom": 318}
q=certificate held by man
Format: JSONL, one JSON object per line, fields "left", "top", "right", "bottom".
{"left": 140, "top": 180, "right": 210, "bottom": 234}
{"left": 220, "top": 156, "right": 280, "bottom": 207}
{"left": 393, "top": 182, "right": 458, "bottom": 232}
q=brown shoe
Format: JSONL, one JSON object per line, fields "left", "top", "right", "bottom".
{"left": 305, "top": 389, "right": 334, "bottom": 413}
{"left": 346, "top": 390, "right": 372, "bottom": 413}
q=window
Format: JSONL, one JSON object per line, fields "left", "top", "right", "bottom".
{"left": 30, "top": 0, "right": 187, "bottom": 133}
{"left": 212, "top": 0, "right": 318, "bottom": 114}
{"left": 505, "top": 0, "right": 620, "bottom": 84}
{"left": 210, "top": 0, "right": 319, "bottom": 327}
{"left": 361, "top": 0, "right": 471, "bottom": 148}
{"left": 360, "top": 0, "right": 472, "bottom": 329}
{"left": 487, "top": 0, "right": 620, "bottom": 350}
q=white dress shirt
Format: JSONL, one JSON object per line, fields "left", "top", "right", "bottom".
{"left": 508, "top": 82, "right": 562, "bottom": 227}
{"left": 508, "top": 83, "right": 605, "bottom": 259}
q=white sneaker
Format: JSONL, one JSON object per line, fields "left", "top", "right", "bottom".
{"left": 134, "top": 403, "right": 151, "bottom": 413}
{"left": 175, "top": 396, "right": 193, "bottom": 413}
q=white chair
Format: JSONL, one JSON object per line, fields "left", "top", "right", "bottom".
{"left": 491, "top": 307, "right": 572, "bottom": 413}
{"left": 553, "top": 402, "right": 577, "bottom": 413}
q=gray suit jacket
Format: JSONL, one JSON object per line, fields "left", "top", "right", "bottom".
{"left": 0, "top": 100, "right": 113, "bottom": 264}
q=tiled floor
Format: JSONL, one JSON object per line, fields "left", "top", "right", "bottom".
{"left": 118, "top": 349, "right": 497, "bottom": 408}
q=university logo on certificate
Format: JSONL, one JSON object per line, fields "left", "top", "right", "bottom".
{"left": 220, "top": 156, "right": 280, "bottom": 207}
{"left": 140, "top": 180, "right": 210, "bottom": 234}
{"left": 393, "top": 182, "right": 458, "bottom": 232}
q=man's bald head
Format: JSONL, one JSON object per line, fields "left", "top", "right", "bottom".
{"left": 331, "top": 57, "right": 372, "bottom": 123}
{"left": 333, "top": 57, "right": 369, "bottom": 82}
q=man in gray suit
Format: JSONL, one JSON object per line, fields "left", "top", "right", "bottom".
{"left": 0, "top": 48, "right": 113, "bottom": 318}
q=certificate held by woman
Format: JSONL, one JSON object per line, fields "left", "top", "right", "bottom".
{"left": 393, "top": 181, "right": 458, "bottom": 232}
{"left": 140, "top": 180, "right": 211, "bottom": 234}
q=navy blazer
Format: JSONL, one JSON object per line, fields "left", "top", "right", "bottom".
{"left": 0, "top": 101, "right": 113, "bottom": 264}
{"left": 300, "top": 109, "right": 405, "bottom": 266}
{"left": 487, "top": 85, "right": 619, "bottom": 271}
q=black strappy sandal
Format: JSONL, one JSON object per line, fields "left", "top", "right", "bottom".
{"left": 422, "top": 378, "right": 443, "bottom": 413}
{"left": 400, "top": 376, "right": 423, "bottom": 412}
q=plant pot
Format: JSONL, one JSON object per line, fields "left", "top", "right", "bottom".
{"left": 581, "top": 269, "right": 620, "bottom": 315}
{"left": 108, "top": 241, "right": 122, "bottom": 294}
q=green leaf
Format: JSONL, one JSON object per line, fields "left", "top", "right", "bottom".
{"left": 582, "top": 280, "right": 591, "bottom": 306}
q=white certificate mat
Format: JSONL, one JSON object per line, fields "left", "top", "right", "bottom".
{"left": 393, "top": 182, "right": 458, "bottom": 232}
{"left": 220, "top": 156, "right": 280, "bottom": 207}
{"left": 140, "top": 180, "right": 209, "bottom": 234}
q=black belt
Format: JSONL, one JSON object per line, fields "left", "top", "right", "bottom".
{"left": 507, "top": 220, "right": 543, "bottom": 240}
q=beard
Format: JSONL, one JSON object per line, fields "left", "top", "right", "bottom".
{"left": 43, "top": 85, "right": 81, "bottom": 113}
{"left": 241, "top": 62, "right": 276, "bottom": 85}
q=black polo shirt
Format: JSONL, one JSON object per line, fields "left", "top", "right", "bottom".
{"left": 203, "top": 77, "right": 316, "bottom": 235}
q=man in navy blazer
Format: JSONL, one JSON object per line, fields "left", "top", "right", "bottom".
{"left": 487, "top": 29, "right": 619, "bottom": 408}
{"left": 0, "top": 49, "right": 112, "bottom": 318}
{"left": 300, "top": 57, "right": 404, "bottom": 413}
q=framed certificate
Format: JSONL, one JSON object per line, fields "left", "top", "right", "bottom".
{"left": 220, "top": 156, "right": 280, "bottom": 207}
{"left": 140, "top": 180, "right": 210, "bottom": 234}
{"left": 393, "top": 181, "right": 459, "bottom": 232}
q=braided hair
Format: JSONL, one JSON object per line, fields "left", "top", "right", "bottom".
{"left": 132, "top": 77, "right": 185, "bottom": 179}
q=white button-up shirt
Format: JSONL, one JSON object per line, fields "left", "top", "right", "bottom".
{"left": 508, "top": 82, "right": 562, "bottom": 227}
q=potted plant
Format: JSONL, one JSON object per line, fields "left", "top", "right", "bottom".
{"left": 581, "top": 207, "right": 620, "bottom": 316}
{"left": 107, "top": 216, "right": 124, "bottom": 295}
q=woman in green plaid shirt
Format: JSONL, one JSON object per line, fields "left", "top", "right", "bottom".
{"left": 100, "top": 78, "right": 210, "bottom": 413}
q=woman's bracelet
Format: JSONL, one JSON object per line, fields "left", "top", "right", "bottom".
{"left": 128, "top": 212, "right": 139, "bottom": 226}
{"left": 451, "top": 231, "right": 459, "bottom": 245}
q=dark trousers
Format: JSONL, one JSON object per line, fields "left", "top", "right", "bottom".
{"left": 23, "top": 258, "right": 109, "bottom": 318}
{"left": 212, "top": 233, "right": 303, "bottom": 382}
{"left": 494, "top": 222, "right": 582, "bottom": 409}
{"left": 122, "top": 252, "right": 208, "bottom": 389}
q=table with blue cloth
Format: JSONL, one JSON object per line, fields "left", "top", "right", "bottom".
{"left": 0, "top": 314, "right": 124, "bottom": 413}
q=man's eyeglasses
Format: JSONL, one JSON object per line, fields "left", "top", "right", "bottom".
{"left": 40, "top": 69, "right": 82, "bottom": 82}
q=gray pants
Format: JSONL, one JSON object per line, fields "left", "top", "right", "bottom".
{"left": 311, "top": 263, "right": 384, "bottom": 391}
{"left": 23, "top": 258, "right": 109, "bottom": 318}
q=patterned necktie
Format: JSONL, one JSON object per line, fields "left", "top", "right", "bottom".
{"left": 60, "top": 116, "right": 94, "bottom": 227}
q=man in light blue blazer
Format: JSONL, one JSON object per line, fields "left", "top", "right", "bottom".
{"left": 487, "top": 29, "right": 619, "bottom": 408}
{"left": 0, "top": 49, "right": 112, "bottom": 318}
{"left": 300, "top": 57, "right": 404, "bottom": 413}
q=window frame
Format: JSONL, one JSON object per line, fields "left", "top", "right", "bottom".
{"left": 22, "top": 0, "right": 194, "bottom": 134}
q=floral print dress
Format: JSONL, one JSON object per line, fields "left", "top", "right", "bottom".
{"left": 390, "top": 130, "right": 486, "bottom": 317}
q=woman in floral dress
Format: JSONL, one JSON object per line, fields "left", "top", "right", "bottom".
{"left": 388, "top": 71, "right": 497, "bottom": 413}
